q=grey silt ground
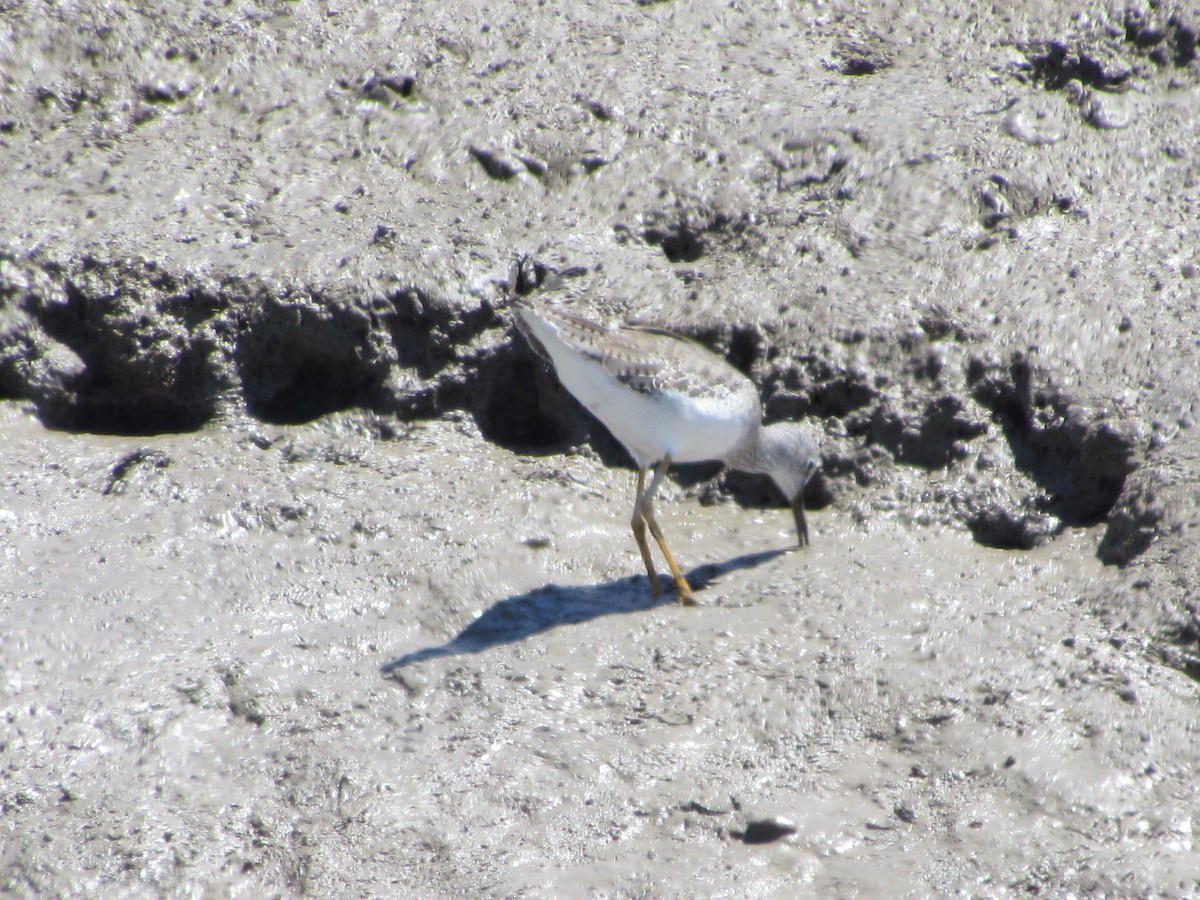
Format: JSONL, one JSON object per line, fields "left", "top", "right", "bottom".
{"left": 2, "top": 2, "right": 1199, "bottom": 896}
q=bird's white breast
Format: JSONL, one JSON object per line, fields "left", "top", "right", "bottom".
{"left": 524, "top": 310, "right": 756, "bottom": 466}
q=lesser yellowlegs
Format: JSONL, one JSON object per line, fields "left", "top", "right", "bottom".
{"left": 515, "top": 300, "right": 819, "bottom": 605}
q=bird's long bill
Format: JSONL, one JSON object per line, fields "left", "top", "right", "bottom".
{"left": 792, "top": 496, "right": 809, "bottom": 547}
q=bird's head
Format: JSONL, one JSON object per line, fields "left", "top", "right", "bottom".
{"left": 760, "top": 423, "right": 820, "bottom": 547}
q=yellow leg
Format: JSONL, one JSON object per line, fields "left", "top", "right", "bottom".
{"left": 643, "top": 458, "right": 695, "bottom": 606}
{"left": 631, "top": 469, "right": 661, "bottom": 597}
{"left": 643, "top": 506, "right": 695, "bottom": 606}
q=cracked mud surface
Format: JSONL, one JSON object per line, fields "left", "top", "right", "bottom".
{"left": 2, "top": 2, "right": 1199, "bottom": 896}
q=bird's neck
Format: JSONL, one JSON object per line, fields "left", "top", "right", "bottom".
{"left": 726, "top": 424, "right": 776, "bottom": 476}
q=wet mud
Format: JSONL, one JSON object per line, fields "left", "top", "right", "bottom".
{"left": 2, "top": 1, "right": 1199, "bottom": 896}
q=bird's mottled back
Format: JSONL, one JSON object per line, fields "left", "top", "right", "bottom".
{"left": 517, "top": 302, "right": 757, "bottom": 407}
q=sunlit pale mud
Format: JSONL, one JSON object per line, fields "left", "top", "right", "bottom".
{"left": 3, "top": 407, "right": 1196, "bottom": 896}
{"left": 2, "top": 0, "right": 1199, "bottom": 895}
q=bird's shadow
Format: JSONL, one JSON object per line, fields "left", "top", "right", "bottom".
{"left": 381, "top": 548, "right": 786, "bottom": 673}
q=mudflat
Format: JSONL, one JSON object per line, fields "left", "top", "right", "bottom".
{"left": 2, "top": 3, "right": 1198, "bottom": 896}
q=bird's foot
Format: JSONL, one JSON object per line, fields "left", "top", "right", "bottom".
{"left": 676, "top": 583, "right": 697, "bottom": 606}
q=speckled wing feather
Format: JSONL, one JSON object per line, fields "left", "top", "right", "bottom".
{"left": 521, "top": 303, "right": 754, "bottom": 402}
{"left": 617, "top": 326, "right": 753, "bottom": 401}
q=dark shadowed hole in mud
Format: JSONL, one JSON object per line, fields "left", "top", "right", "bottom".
{"left": 966, "top": 510, "right": 1044, "bottom": 552}
{"left": 19, "top": 277, "right": 221, "bottom": 434}
{"left": 970, "top": 364, "right": 1135, "bottom": 529}
{"left": 808, "top": 376, "right": 875, "bottom": 417}
{"left": 853, "top": 397, "right": 987, "bottom": 470}
{"left": 1023, "top": 41, "right": 1133, "bottom": 90}
{"left": 1014, "top": 428, "right": 1130, "bottom": 525}
{"left": 249, "top": 361, "right": 379, "bottom": 425}
{"left": 642, "top": 225, "right": 706, "bottom": 263}
{"left": 43, "top": 396, "right": 213, "bottom": 436}
{"left": 473, "top": 356, "right": 573, "bottom": 451}
{"left": 727, "top": 328, "right": 762, "bottom": 373}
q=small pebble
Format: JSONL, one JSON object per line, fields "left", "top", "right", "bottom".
{"left": 737, "top": 816, "right": 797, "bottom": 844}
{"left": 1082, "top": 90, "right": 1135, "bottom": 130}
{"left": 1004, "top": 99, "right": 1067, "bottom": 145}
